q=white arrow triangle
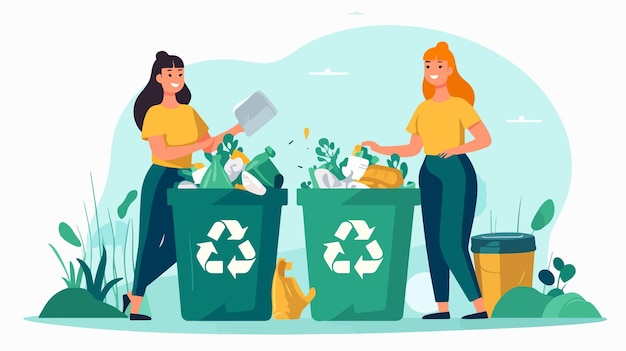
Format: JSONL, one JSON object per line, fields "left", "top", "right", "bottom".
{"left": 333, "top": 221, "right": 353, "bottom": 241}
{"left": 351, "top": 220, "right": 375, "bottom": 240}
{"left": 196, "top": 241, "right": 217, "bottom": 267}
{"left": 365, "top": 240, "right": 383, "bottom": 260}
{"left": 205, "top": 260, "right": 223, "bottom": 274}
{"left": 227, "top": 257, "right": 255, "bottom": 278}
{"left": 354, "top": 256, "right": 382, "bottom": 278}
{"left": 238, "top": 240, "right": 256, "bottom": 260}
{"left": 323, "top": 241, "right": 344, "bottom": 269}
{"left": 333, "top": 260, "right": 351, "bottom": 274}
{"left": 223, "top": 220, "right": 248, "bottom": 240}
{"left": 207, "top": 221, "right": 226, "bottom": 241}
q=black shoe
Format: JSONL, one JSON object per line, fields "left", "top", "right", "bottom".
{"left": 130, "top": 313, "right": 152, "bottom": 321}
{"left": 122, "top": 294, "right": 131, "bottom": 313}
{"left": 462, "top": 311, "right": 488, "bottom": 319}
{"left": 422, "top": 312, "right": 450, "bottom": 319}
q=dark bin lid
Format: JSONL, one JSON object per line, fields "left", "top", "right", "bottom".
{"left": 471, "top": 232, "right": 536, "bottom": 254}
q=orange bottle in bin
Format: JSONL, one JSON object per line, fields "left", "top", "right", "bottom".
{"left": 244, "top": 146, "right": 284, "bottom": 189}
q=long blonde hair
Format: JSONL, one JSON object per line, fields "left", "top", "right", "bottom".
{"left": 422, "top": 41, "right": 475, "bottom": 106}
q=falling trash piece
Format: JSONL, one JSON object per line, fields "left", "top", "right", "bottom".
{"left": 304, "top": 127, "right": 310, "bottom": 139}
{"left": 289, "top": 140, "right": 294, "bottom": 145}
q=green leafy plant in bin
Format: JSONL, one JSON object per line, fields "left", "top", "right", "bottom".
{"left": 77, "top": 246, "right": 123, "bottom": 302}
{"left": 303, "top": 138, "right": 381, "bottom": 188}
{"left": 314, "top": 137, "right": 344, "bottom": 181}
{"left": 204, "top": 133, "right": 243, "bottom": 167}
{"left": 386, "top": 153, "right": 415, "bottom": 188}
{"left": 178, "top": 133, "right": 244, "bottom": 185}
{"left": 49, "top": 222, "right": 85, "bottom": 288}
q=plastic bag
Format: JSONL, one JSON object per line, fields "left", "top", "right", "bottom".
{"left": 199, "top": 153, "right": 234, "bottom": 189}
{"left": 271, "top": 258, "right": 316, "bottom": 320}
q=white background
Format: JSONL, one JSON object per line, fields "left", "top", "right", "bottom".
{"left": 2, "top": 0, "right": 624, "bottom": 349}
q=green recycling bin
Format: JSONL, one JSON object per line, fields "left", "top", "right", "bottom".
{"left": 168, "top": 187, "right": 288, "bottom": 321}
{"left": 297, "top": 188, "right": 420, "bottom": 321}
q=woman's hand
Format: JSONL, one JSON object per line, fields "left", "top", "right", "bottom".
{"left": 361, "top": 135, "right": 423, "bottom": 157}
{"left": 361, "top": 140, "right": 379, "bottom": 151}
{"left": 438, "top": 147, "right": 459, "bottom": 159}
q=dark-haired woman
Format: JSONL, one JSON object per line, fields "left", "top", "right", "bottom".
{"left": 123, "top": 51, "right": 244, "bottom": 320}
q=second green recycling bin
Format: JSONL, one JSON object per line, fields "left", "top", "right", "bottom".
{"left": 168, "top": 187, "right": 288, "bottom": 321}
{"left": 297, "top": 188, "right": 420, "bottom": 321}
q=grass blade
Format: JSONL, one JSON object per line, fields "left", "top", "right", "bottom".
{"left": 94, "top": 246, "right": 107, "bottom": 292}
{"left": 100, "top": 278, "right": 123, "bottom": 301}
{"left": 49, "top": 243, "right": 69, "bottom": 280}
{"left": 77, "top": 258, "right": 94, "bottom": 295}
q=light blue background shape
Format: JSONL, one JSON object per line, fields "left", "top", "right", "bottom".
{"left": 63, "top": 25, "right": 571, "bottom": 328}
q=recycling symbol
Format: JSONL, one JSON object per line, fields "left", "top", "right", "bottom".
{"left": 323, "top": 220, "right": 383, "bottom": 279}
{"left": 196, "top": 219, "right": 256, "bottom": 279}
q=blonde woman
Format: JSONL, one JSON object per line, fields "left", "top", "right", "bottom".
{"left": 362, "top": 41, "right": 491, "bottom": 319}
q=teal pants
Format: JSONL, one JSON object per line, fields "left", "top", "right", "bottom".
{"left": 419, "top": 154, "right": 482, "bottom": 302}
{"left": 132, "top": 164, "right": 183, "bottom": 297}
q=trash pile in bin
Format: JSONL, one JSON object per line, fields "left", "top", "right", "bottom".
{"left": 301, "top": 137, "right": 415, "bottom": 189}
{"left": 176, "top": 133, "right": 284, "bottom": 196}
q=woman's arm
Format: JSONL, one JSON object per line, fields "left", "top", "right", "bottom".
{"left": 438, "top": 121, "right": 492, "bottom": 158}
{"left": 362, "top": 134, "right": 423, "bottom": 157}
{"left": 147, "top": 133, "right": 213, "bottom": 161}
{"left": 201, "top": 123, "right": 245, "bottom": 153}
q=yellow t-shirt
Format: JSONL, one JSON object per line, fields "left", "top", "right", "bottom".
{"left": 405, "top": 97, "right": 481, "bottom": 156}
{"left": 141, "top": 104, "right": 209, "bottom": 168}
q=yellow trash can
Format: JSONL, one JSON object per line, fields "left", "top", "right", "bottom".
{"left": 471, "top": 232, "right": 536, "bottom": 317}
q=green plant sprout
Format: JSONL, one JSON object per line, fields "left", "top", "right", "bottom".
{"left": 49, "top": 222, "right": 85, "bottom": 288}
{"left": 315, "top": 137, "right": 344, "bottom": 180}
{"left": 77, "top": 246, "right": 123, "bottom": 302}
{"left": 204, "top": 133, "right": 243, "bottom": 166}
{"left": 386, "top": 153, "right": 415, "bottom": 188}
{"left": 387, "top": 153, "right": 408, "bottom": 179}
{"left": 538, "top": 255, "right": 576, "bottom": 296}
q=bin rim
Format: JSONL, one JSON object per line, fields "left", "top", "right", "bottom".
{"left": 471, "top": 232, "right": 536, "bottom": 254}
{"left": 167, "top": 187, "right": 288, "bottom": 206}
{"left": 296, "top": 187, "right": 421, "bottom": 206}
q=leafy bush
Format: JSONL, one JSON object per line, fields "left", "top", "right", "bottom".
{"left": 538, "top": 256, "right": 576, "bottom": 297}
{"left": 77, "top": 246, "right": 123, "bottom": 302}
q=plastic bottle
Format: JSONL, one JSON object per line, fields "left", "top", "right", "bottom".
{"left": 342, "top": 144, "right": 369, "bottom": 181}
{"left": 244, "top": 146, "right": 283, "bottom": 189}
